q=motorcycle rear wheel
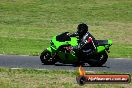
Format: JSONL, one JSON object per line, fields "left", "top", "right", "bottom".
{"left": 40, "top": 50, "right": 56, "bottom": 65}
{"left": 87, "top": 52, "right": 108, "bottom": 67}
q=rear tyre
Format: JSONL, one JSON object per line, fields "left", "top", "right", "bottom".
{"left": 87, "top": 52, "right": 108, "bottom": 67}
{"left": 40, "top": 50, "right": 56, "bottom": 65}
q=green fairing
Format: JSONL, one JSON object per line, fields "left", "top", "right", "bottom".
{"left": 52, "top": 36, "right": 78, "bottom": 49}
{"left": 108, "top": 40, "right": 112, "bottom": 45}
{"left": 97, "top": 46, "right": 105, "bottom": 53}
{"left": 58, "top": 51, "right": 78, "bottom": 63}
{"left": 47, "top": 47, "right": 52, "bottom": 52}
{"left": 57, "top": 37, "right": 78, "bottom": 63}
{"left": 47, "top": 36, "right": 78, "bottom": 63}
{"left": 97, "top": 39, "right": 112, "bottom": 53}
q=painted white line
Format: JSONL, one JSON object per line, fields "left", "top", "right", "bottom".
{"left": 86, "top": 71, "right": 95, "bottom": 73}
{"left": 17, "top": 55, "right": 30, "bottom": 56}
{"left": 10, "top": 68, "right": 95, "bottom": 73}
{"left": 11, "top": 68, "right": 50, "bottom": 71}
{"left": 114, "top": 58, "right": 131, "bottom": 60}
{"left": 11, "top": 68, "right": 23, "bottom": 70}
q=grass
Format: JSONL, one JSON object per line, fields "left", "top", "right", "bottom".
{"left": 0, "top": 0, "right": 132, "bottom": 58}
{"left": 0, "top": 67, "right": 131, "bottom": 88}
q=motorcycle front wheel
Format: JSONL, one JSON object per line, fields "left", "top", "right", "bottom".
{"left": 40, "top": 50, "right": 56, "bottom": 65}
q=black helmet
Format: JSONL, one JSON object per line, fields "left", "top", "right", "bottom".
{"left": 77, "top": 23, "right": 88, "bottom": 36}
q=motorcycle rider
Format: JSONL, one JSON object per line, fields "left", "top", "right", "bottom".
{"left": 66, "top": 23, "right": 96, "bottom": 52}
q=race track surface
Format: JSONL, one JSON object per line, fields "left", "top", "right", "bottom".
{"left": 0, "top": 55, "right": 132, "bottom": 73}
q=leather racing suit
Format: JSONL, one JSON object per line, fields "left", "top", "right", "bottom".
{"left": 69, "top": 32, "right": 96, "bottom": 51}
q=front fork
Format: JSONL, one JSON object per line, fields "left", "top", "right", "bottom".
{"left": 47, "top": 47, "right": 56, "bottom": 58}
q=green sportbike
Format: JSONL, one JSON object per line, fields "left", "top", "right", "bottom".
{"left": 40, "top": 32, "right": 112, "bottom": 66}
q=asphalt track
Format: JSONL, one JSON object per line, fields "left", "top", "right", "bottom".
{"left": 0, "top": 55, "right": 132, "bottom": 73}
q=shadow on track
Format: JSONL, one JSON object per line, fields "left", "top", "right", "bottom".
{"left": 53, "top": 62, "right": 110, "bottom": 68}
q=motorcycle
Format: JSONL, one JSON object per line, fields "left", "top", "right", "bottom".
{"left": 40, "top": 32, "right": 112, "bottom": 66}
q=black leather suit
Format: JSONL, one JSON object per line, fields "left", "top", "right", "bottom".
{"left": 69, "top": 32, "right": 96, "bottom": 50}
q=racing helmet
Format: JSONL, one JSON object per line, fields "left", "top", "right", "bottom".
{"left": 77, "top": 23, "right": 88, "bottom": 36}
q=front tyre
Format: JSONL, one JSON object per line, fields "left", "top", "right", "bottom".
{"left": 88, "top": 52, "right": 108, "bottom": 67}
{"left": 40, "top": 50, "right": 56, "bottom": 65}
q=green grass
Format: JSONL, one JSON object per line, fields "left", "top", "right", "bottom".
{"left": 0, "top": 0, "right": 132, "bottom": 58}
{"left": 0, "top": 67, "right": 131, "bottom": 88}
